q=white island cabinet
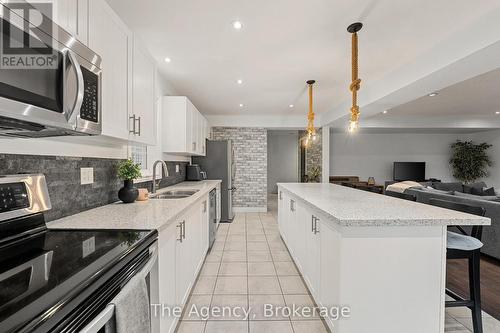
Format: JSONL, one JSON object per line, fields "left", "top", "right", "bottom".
{"left": 277, "top": 183, "right": 490, "bottom": 333}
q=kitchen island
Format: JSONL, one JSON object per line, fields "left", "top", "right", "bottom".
{"left": 277, "top": 183, "right": 490, "bottom": 333}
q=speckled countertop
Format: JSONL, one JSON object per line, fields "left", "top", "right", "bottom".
{"left": 47, "top": 180, "right": 221, "bottom": 232}
{"left": 277, "top": 183, "right": 491, "bottom": 227}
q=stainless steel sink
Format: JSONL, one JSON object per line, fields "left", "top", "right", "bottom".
{"left": 150, "top": 189, "right": 199, "bottom": 199}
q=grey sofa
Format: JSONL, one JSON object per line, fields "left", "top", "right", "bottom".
{"left": 405, "top": 187, "right": 500, "bottom": 261}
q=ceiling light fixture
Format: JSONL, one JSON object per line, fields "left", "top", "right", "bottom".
{"left": 237, "top": 79, "right": 243, "bottom": 84}
{"left": 496, "top": 111, "right": 500, "bottom": 115}
{"left": 164, "top": 57, "right": 171, "bottom": 63}
{"left": 347, "top": 22, "right": 363, "bottom": 133}
{"left": 383, "top": 110, "right": 388, "bottom": 114}
{"left": 289, "top": 104, "right": 294, "bottom": 108}
{"left": 428, "top": 92, "right": 439, "bottom": 97}
{"left": 232, "top": 21, "right": 243, "bottom": 30}
{"left": 239, "top": 103, "right": 244, "bottom": 107}
{"left": 303, "top": 80, "right": 317, "bottom": 147}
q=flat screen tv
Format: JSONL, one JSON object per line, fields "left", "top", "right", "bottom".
{"left": 393, "top": 162, "right": 426, "bottom": 182}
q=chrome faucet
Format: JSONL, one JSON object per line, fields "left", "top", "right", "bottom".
{"left": 152, "top": 160, "right": 169, "bottom": 194}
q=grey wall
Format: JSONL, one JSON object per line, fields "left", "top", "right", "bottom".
{"left": 329, "top": 132, "right": 463, "bottom": 184}
{"left": 0, "top": 154, "right": 187, "bottom": 221}
{"left": 267, "top": 131, "right": 299, "bottom": 193}
{"left": 211, "top": 127, "right": 267, "bottom": 210}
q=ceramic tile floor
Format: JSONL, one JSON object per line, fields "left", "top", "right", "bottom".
{"left": 176, "top": 211, "right": 329, "bottom": 333}
{"left": 176, "top": 196, "right": 500, "bottom": 333}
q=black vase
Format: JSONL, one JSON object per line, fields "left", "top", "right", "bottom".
{"left": 118, "top": 179, "right": 139, "bottom": 203}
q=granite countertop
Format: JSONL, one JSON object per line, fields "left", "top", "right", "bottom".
{"left": 47, "top": 180, "right": 221, "bottom": 232}
{"left": 278, "top": 183, "right": 491, "bottom": 227}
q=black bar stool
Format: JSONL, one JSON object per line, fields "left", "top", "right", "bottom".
{"left": 385, "top": 190, "right": 416, "bottom": 201}
{"left": 428, "top": 198, "right": 486, "bottom": 333}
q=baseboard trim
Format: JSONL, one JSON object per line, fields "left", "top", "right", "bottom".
{"left": 233, "top": 206, "right": 267, "bottom": 213}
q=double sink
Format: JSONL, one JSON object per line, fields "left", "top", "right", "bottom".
{"left": 150, "top": 189, "right": 199, "bottom": 200}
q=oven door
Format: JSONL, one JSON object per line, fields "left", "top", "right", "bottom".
{"left": 0, "top": 3, "right": 101, "bottom": 137}
{"left": 77, "top": 242, "right": 159, "bottom": 333}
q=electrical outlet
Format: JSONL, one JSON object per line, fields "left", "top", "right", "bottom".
{"left": 176, "top": 164, "right": 179, "bottom": 173}
{"left": 80, "top": 167, "right": 94, "bottom": 185}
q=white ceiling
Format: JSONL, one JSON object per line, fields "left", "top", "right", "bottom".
{"left": 107, "top": 0, "right": 500, "bottom": 120}
{"left": 371, "top": 68, "right": 500, "bottom": 118}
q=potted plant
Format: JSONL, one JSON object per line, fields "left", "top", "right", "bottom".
{"left": 307, "top": 166, "right": 321, "bottom": 183}
{"left": 117, "top": 159, "right": 142, "bottom": 203}
{"left": 450, "top": 140, "right": 493, "bottom": 184}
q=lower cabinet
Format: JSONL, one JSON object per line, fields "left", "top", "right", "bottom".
{"left": 157, "top": 195, "right": 210, "bottom": 333}
{"left": 277, "top": 189, "right": 335, "bottom": 318}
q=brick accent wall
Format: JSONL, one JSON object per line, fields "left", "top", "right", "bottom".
{"left": 299, "top": 128, "right": 322, "bottom": 181}
{"left": 211, "top": 127, "right": 267, "bottom": 210}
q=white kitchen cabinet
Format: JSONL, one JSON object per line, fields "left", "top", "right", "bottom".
{"left": 162, "top": 96, "right": 208, "bottom": 156}
{"left": 156, "top": 194, "right": 210, "bottom": 333}
{"left": 303, "top": 209, "right": 321, "bottom": 299}
{"left": 201, "top": 198, "right": 209, "bottom": 252}
{"left": 52, "top": 0, "right": 88, "bottom": 44}
{"left": 88, "top": 0, "right": 131, "bottom": 140}
{"left": 216, "top": 183, "right": 221, "bottom": 223}
{"left": 157, "top": 221, "right": 177, "bottom": 333}
{"left": 318, "top": 217, "right": 342, "bottom": 324}
{"left": 129, "top": 36, "right": 156, "bottom": 145}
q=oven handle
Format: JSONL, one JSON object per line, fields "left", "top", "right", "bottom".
{"left": 78, "top": 303, "right": 115, "bottom": 333}
{"left": 65, "top": 50, "right": 85, "bottom": 125}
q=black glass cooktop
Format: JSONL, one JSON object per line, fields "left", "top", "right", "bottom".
{"left": 0, "top": 227, "right": 156, "bottom": 333}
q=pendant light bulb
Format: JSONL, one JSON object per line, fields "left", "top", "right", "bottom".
{"left": 312, "top": 133, "right": 317, "bottom": 141}
{"left": 348, "top": 120, "right": 358, "bottom": 133}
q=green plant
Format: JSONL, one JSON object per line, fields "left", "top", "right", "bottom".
{"left": 307, "top": 166, "right": 321, "bottom": 183}
{"left": 450, "top": 140, "right": 492, "bottom": 184}
{"left": 117, "top": 159, "right": 142, "bottom": 180}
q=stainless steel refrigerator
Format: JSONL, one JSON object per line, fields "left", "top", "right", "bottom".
{"left": 193, "top": 140, "right": 235, "bottom": 222}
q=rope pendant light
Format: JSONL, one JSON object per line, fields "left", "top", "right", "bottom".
{"left": 347, "top": 22, "right": 363, "bottom": 133}
{"left": 305, "top": 80, "right": 317, "bottom": 147}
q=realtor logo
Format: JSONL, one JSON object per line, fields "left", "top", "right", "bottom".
{"left": 1, "top": 1, "right": 58, "bottom": 69}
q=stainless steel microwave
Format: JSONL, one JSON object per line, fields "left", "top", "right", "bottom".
{"left": 0, "top": 1, "right": 102, "bottom": 138}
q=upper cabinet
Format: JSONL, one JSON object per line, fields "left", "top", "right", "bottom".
{"left": 129, "top": 37, "right": 157, "bottom": 145}
{"left": 52, "top": 0, "right": 89, "bottom": 44}
{"left": 88, "top": 0, "right": 131, "bottom": 141}
{"left": 162, "top": 97, "right": 210, "bottom": 156}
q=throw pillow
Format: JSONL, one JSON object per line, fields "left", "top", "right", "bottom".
{"left": 423, "top": 186, "right": 454, "bottom": 195}
{"left": 434, "top": 182, "right": 464, "bottom": 193}
{"left": 463, "top": 182, "right": 487, "bottom": 194}
{"left": 454, "top": 191, "right": 499, "bottom": 201}
{"left": 482, "top": 187, "right": 496, "bottom": 196}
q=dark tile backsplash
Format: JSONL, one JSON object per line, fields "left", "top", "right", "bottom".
{"left": 0, "top": 154, "right": 188, "bottom": 222}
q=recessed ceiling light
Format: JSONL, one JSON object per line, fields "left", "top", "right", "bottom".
{"left": 239, "top": 103, "right": 244, "bottom": 107}
{"left": 164, "top": 57, "right": 171, "bottom": 63}
{"left": 496, "top": 111, "right": 500, "bottom": 115}
{"left": 428, "top": 92, "right": 439, "bottom": 97}
{"left": 382, "top": 110, "right": 388, "bottom": 114}
{"left": 289, "top": 104, "right": 294, "bottom": 108}
{"left": 232, "top": 21, "right": 243, "bottom": 30}
{"left": 237, "top": 79, "right": 243, "bottom": 85}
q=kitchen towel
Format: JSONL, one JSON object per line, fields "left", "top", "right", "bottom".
{"left": 109, "top": 270, "right": 151, "bottom": 333}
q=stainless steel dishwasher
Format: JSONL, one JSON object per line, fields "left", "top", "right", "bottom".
{"left": 208, "top": 189, "right": 217, "bottom": 249}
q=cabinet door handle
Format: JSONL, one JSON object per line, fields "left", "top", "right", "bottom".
{"left": 129, "top": 115, "right": 136, "bottom": 134}
{"left": 311, "top": 215, "right": 315, "bottom": 232}
{"left": 314, "top": 217, "right": 320, "bottom": 234}
{"left": 136, "top": 116, "right": 141, "bottom": 136}
{"left": 203, "top": 201, "right": 207, "bottom": 213}
{"left": 279, "top": 191, "right": 282, "bottom": 200}
{"left": 182, "top": 220, "right": 186, "bottom": 239}
{"left": 177, "top": 223, "right": 183, "bottom": 242}
{"left": 290, "top": 199, "right": 294, "bottom": 212}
